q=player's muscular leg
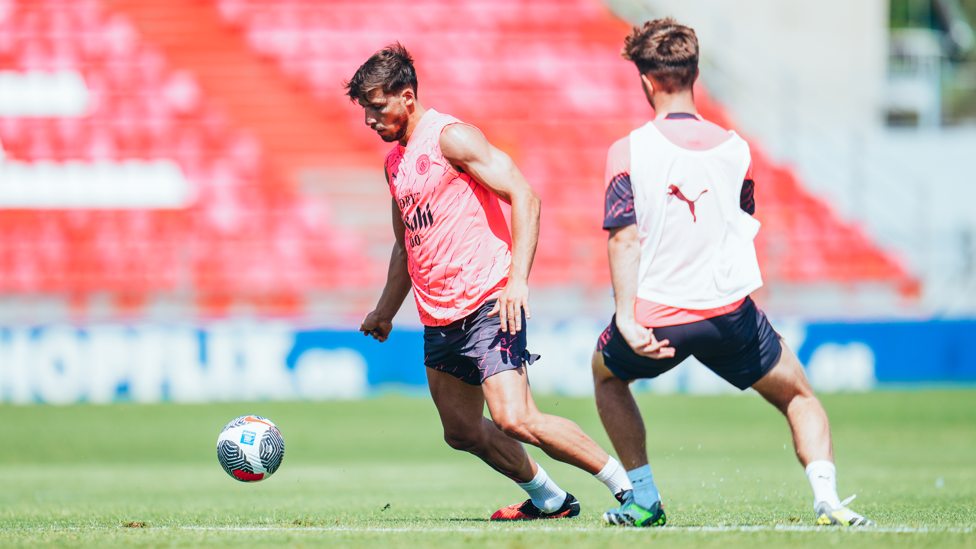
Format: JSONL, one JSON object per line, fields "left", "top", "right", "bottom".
{"left": 426, "top": 368, "right": 537, "bottom": 483}
{"left": 751, "top": 344, "right": 834, "bottom": 466}
{"left": 482, "top": 367, "right": 609, "bottom": 475}
{"left": 591, "top": 349, "right": 649, "bottom": 470}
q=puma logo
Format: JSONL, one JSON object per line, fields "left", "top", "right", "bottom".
{"left": 668, "top": 184, "right": 707, "bottom": 222}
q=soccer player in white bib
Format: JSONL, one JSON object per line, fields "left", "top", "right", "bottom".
{"left": 593, "top": 19, "right": 875, "bottom": 528}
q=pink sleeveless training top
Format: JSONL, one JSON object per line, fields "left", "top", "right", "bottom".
{"left": 385, "top": 109, "right": 512, "bottom": 327}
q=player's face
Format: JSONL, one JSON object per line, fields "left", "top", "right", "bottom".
{"left": 359, "top": 88, "right": 409, "bottom": 143}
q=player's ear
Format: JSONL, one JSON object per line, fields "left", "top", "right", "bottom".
{"left": 640, "top": 73, "right": 655, "bottom": 94}
{"left": 400, "top": 87, "right": 415, "bottom": 108}
{"left": 640, "top": 73, "right": 655, "bottom": 105}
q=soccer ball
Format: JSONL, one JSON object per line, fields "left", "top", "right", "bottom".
{"left": 216, "top": 415, "right": 285, "bottom": 482}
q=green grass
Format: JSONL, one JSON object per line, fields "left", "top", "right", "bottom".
{"left": 1, "top": 391, "right": 974, "bottom": 548}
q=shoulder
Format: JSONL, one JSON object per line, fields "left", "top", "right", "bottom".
{"left": 439, "top": 122, "right": 489, "bottom": 161}
{"left": 605, "top": 135, "right": 631, "bottom": 181}
{"left": 608, "top": 135, "right": 631, "bottom": 159}
{"left": 699, "top": 117, "right": 738, "bottom": 140}
{"left": 440, "top": 122, "right": 485, "bottom": 145}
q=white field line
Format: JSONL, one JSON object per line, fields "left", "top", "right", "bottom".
{"left": 1, "top": 525, "right": 973, "bottom": 534}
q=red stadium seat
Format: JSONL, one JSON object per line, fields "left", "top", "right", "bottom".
{"left": 0, "top": 0, "right": 917, "bottom": 318}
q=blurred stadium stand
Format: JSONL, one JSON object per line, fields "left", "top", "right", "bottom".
{"left": 612, "top": 0, "right": 976, "bottom": 316}
{"left": 0, "top": 0, "right": 919, "bottom": 324}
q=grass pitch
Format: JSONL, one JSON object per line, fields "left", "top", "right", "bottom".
{"left": 1, "top": 390, "right": 974, "bottom": 548}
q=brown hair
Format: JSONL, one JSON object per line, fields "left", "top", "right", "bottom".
{"left": 621, "top": 18, "right": 698, "bottom": 93}
{"left": 344, "top": 42, "right": 418, "bottom": 101}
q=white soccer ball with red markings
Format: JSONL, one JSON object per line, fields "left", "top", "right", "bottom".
{"left": 216, "top": 415, "right": 285, "bottom": 482}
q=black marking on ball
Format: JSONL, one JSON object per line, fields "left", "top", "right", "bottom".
{"left": 260, "top": 428, "right": 285, "bottom": 475}
{"left": 217, "top": 440, "right": 253, "bottom": 480}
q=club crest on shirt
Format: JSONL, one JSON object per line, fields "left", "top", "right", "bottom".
{"left": 416, "top": 154, "right": 430, "bottom": 175}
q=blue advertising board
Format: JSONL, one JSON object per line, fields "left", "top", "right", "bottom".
{"left": 0, "top": 318, "right": 973, "bottom": 404}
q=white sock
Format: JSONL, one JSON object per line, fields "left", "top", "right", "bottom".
{"left": 626, "top": 464, "right": 660, "bottom": 509}
{"left": 516, "top": 466, "right": 567, "bottom": 513}
{"left": 594, "top": 456, "right": 633, "bottom": 498}
{"left": 805, "top": 460, "right": 842, "bottom": 509}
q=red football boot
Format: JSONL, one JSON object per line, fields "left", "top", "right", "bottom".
{"left": 490, "top": 493, "right": 580, "bottom": 520}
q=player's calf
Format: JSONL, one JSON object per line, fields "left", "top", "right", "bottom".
{"left": 752, "top": 345, "right": 833, "bottom": 465}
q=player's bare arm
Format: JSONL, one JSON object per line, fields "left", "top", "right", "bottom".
{"left": 439, "top": 123, "right": 540, "bottom": 335}
{"left": 359, "top": 196, "right": 412, "bottom": 343}
{"left": 607, "top": 224, "right": 674, "bottom": 359}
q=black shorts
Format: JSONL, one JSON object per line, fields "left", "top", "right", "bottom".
{"left": 424, "top": 299, "right": 540, "bottom": 386}
{"left": 597, "top": 297, "right": 782, "bottom": 390}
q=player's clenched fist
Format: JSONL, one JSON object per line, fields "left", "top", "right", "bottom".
{"left": 488, "top": 279, "right": 531, "bottom": 335}
{"left": 360, "top": 311, "right": 393, "bottom": 342}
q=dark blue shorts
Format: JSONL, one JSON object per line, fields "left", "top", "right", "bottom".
{"left": 424, "top": 299, "right": 539, "bottom": 386}
{"left": 597, "top": 297, "right": 782, "bottom": 390}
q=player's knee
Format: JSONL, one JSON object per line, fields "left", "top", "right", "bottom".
{"left": 792, "top": 387, "right": 822, "bottom": 411}
{"left": 443, "top": 430, "right": 484, "bottom": 454}
{"left": 493, "top": 415, "right": 537, "bottom": 445}
{"left": 766, "top": 382, "right": 819, "bottom": 416}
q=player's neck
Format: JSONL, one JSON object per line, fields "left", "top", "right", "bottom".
{"left": 650, "top": 91, "right": 697, "bottom": 120}
{"left": 399, "top": 103, "right": 428, "bottom": 146}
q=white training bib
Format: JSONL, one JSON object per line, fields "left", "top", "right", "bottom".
{"left": 629, "top": 121, "right": 763, "bottom": 309}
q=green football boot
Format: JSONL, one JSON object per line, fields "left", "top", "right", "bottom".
{"left": 603, "top": 496, "right": 667, "bottom": 527}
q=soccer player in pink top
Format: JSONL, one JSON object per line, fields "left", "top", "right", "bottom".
{"left": 593, "top": 20, "right": 875, "bottom": 528}
{"left": 346, "top": 43, "right": 632, "bottom": 520}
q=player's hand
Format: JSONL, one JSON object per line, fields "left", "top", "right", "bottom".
{"left": 360, "top": 311, "right": 393, "bottom": 342}
{"left": 488, "top": 278, "right": 531, "bottom": 335}
{"left": 616, "top": 317, "right": 675, "bottom": 359}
